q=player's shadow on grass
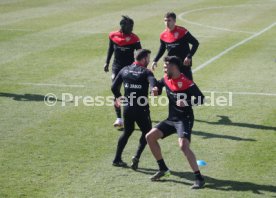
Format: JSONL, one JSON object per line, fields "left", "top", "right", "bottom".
{"left": 196, "top": 115, "right": 276, "bottom": 131}
{"left": 137, "top": 168, "right": 276, "bottom": 195}
{"left": 170, "top": 171, "right": 276, "bottom": 195}
{"left": 0, "top": 92, "right": 62, "bottom": 102}
{"left": 193, "top": 130, "right": 256, "bottom": 141}
{"left": 135, "top": 121, "right": 256, "bottom": 142}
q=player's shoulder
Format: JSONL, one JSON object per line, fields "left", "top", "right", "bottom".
{"left": 175, "top": 25, "right": 188, "bottom": 34}
{"left": 130, "top": 32, "right": 140, "bottom": 42}
{"left": 160, "top": 25, "right": 188, "bottom": 42}
{"left": 144, "top": 68, "right": 154, "bottom": 75}
{"left": 180, "top": 73, "right": 194, "bottom": 87}
{"left": 109, "top": 30, "right": 120, "bottom": 38}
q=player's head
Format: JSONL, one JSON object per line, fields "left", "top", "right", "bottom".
{"left": 135, "top": 49, "right": 151, "bottom": 67}
{"left": 164, "top": 12, "right": 176, "bottom": 30}
{"left": 120, "top": 15, "right": 134, "bottom": 34}
{"left": 164, "top": 56, "right": 181, "bottom": 78}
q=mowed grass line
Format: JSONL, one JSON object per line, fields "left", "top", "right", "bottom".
{"left": 1, "top": 0, "right": 276, "bottom": 197}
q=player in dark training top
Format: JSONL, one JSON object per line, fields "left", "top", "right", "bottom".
{"left": 151, "top": 12, "right": 199, "bottom": 80}
{"left": 104, "top": 15, "right": 142, "bottom": 128}
{"left": 146, "top": 56, "right": 205, "bottom": 189}
{"left": 111, "top": 49, "right": 157, "bottom": 170}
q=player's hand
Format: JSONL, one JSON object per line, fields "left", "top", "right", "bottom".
{"left": 114, "top": 97, "right": 121, "bottom": 108}
{"left": 183, "top": 57, "right": 191, "bottom": 66}
{"left": 176, "top": 99, "right": 187, "bottom": 107}
{"left": 151, "top": 62, "right": 158, "bottom": 71}
{"left": 104, "top": 63, "right": 109, "bottom": 72}
{"left": 151, "top": 87, "right": 159, "bottom": 96}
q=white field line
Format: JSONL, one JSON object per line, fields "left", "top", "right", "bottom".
{"left": 192, "top": 22, "right": 276, "bottom": 73}
{"left": 178, "top": 6, "right": 256, "bottom": 34}
{"left": 178, "top": 5, "right": 272, "bottom": 35}
{"left": 17, "top": 83, "right": 276, "bottom": 97}
{"left": 202, "top": 91, "right": 276, "bottom": 97}
{"left": 19, "top": 82, "right": 85, "bottom": 88}
{"left": 180, "top": 20, "right": 255, "bottom": 34}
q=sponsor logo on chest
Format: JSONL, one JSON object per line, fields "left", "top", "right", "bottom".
{"left": 125, "top": 83, "right": 142, "bottom": 89}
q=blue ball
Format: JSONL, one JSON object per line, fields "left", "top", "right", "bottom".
{"left": 197, "top": 160, "right": 207, "bottom": 166}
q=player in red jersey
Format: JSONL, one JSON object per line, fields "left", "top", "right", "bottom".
{"left": 152, "top": 12, "right": 199, "bottom": 80}
{"left": 104, "top": 16, "right": 142, "bottom": 128}
{"left": 147, "top": 56, "right": 205, "bottom": 189}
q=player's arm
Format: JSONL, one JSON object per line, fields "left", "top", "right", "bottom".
{"left": 184, "top": 32, "right": 199, "bottom": 66}
{"left": 111, "top": 69, "right": 123, "bottom": 99}
{"left": 146, "top": 70, "right": 158, "bottom": 95}
{"left": 186, "top": 32, "right": 199, "bottom": 58}
{"left": 152, "top": 40, "right": 166, "bottom": 71}
{"left": 135, "top": 40, "right": 142, "bottom": 50}
{"left": 104, "top": 38, "right": 114, "bottom": 72}
{"left": 176, "top": 83, "right": 205, "bottom": 107}
{"left": 186, "top": 84, "right": 205, "bottom": 106}
{"left": 153, "top": 78, "right": 165, "bottom": 96}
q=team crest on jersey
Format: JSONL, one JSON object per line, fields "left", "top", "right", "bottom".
{"left": 174, "top": 32, "right": 179, "bottom": 39}
{"left": 125, "top": 37, "right": 131, "bottom": 42}
{"left": 177, "top": 81, "right": 183, "bottom": 88}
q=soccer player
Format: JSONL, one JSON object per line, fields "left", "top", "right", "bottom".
{"left": 111, "top": 49, "right": 157, "bottom": 170}
{"left": 104, "top": 15, "right": 142, "bottom": 128}
{"left": 151, "top": 12, "right": 199, "bottom": 80}
{"left": 146, "top": 56, "right": 205, "bottom": 189}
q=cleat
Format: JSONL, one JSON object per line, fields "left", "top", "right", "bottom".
{"left": 150, "top": 170, "right": 171, "bottom": 181}
{"left": 130, "top": 157, "right": 139, "bottom": 170}
{"left": 113, "top": 118, "right": 124, "bottom": 128}
{"left": 112, "top": 160, "right": 127, "bottom": 167}
{"left": 191, "top": 178, "right": 205, "bottom": 189}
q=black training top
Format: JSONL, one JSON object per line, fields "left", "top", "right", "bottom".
{"left": 106, "top": 31, "right": 142, "bottom": 68}
{"left": 111, "top": 62, "right": 156, "bottom": 109}
{"left": 153, "top": 25, "right": 199, "bottom": 63}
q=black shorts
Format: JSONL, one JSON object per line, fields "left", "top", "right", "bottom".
{"left": 111, "top": 64, "right": 124, "bottom": 82}
{"left": 111, "top": 65, "right": 124, "bottom": 100}
{"left": 124, "top": 107, "right": 152, "bottom": 134}
{"left": 155, "top": 114, "right": 194, "bottom": 141}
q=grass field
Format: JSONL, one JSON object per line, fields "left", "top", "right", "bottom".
{"left": 1, "top": 0, "right": 276, "bottom": 197}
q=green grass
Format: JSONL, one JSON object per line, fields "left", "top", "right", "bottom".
{"left": 1, "top": 0, "right": 276, "bottom": 197}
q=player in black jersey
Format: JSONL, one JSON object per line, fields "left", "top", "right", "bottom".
{"left": 104, "top": 16, "right": 142, "bottom": 128}
{"left": 111, "top": 49, "right": 157, "bottom": 170}
{"left": 146, "top": 56, "right": 205, "bottom": 189}
{"left": 151, "top": 12, "right": 199, "bottom": 80}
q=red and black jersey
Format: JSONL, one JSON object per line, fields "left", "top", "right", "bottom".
{"left": 157, "top": 73, "right": 204, "bottom": 120}
{"left": 153, "top": 25, "right": 199, "bottom": 63}
{"left": 106, "top": 31, "right": 142, "bottom": 68}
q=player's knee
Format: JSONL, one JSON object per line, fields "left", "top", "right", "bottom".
{"left": 145, "top": 132, "right": 153, "bottom": 142}
{"left": 146, "top": 128, "right": 159, "bottom": 143}
{"left": 179, "top": 139, "right": 190, "bottom": 154}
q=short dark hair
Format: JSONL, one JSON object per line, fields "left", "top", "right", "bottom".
{"left": 164, "top": 12, "right": 176, "bottom": 20}
{"left": 120, "top": 15, "right": 134, "bottom": 26}
{"left": 135, "top": 49, "right": 151, "bottom": 61}
{"left": 164, "top": 56, "right": 181, "bottom": 69}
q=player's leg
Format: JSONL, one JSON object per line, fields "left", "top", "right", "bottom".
{"left": 175, "top": 115, "right": 205, "bottom": 189}
{"left": 113, "top": 108, "right": 134, "bottom": 166}
{"left": 178, "top": 137, "right": 205, "bottom": 189}
{"left": 178, "top": 138, "right": 199, "bottom": 172}
{"left": 112, "top": 65, "right": 123, "bottom": 128}
{"left": 146, "top": 120, "right": 175, "bottom": 181}
{"left": 131, "top": 109, "right": 152, "bottom": 170}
